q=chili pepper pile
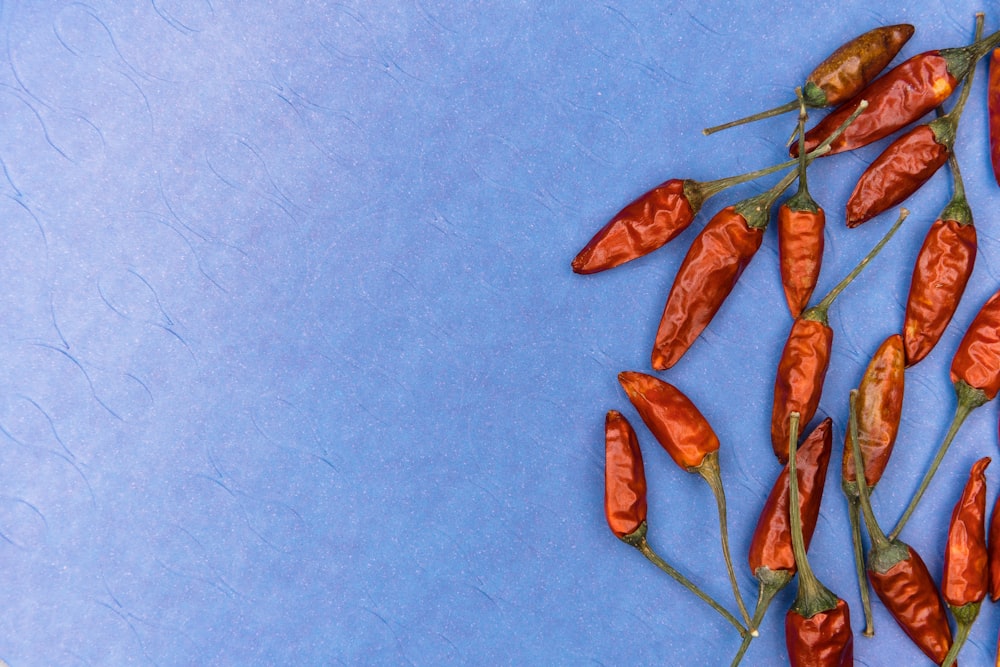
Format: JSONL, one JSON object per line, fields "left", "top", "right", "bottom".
{"left": 578, "top": 13, "right": 1000, "bottom": 665}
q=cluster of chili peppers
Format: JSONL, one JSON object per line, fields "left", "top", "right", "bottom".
{"left": 583, "top": 11, "right": 1000, "bottom": 665}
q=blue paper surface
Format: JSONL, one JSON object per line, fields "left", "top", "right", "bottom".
{"left": 2, "top": 0, "right": 1000, "bottom": 664}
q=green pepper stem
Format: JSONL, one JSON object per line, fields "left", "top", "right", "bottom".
{"left": 846, "top": 495, "right": 876, "bottom": 636}
{"left": 940, "top": 601, "right": 981, "bottom": 667}
{"left": 888, "top": 381, "right": 986, "bottom": 541}
{"left": 703, "top": 99, "right": 801, "bottom": 136}
{"left": 626, "top": 524, "right": 747, "bottom": 635}
{"left": 804, "top": 208, "right": 908, "bottom": 322}
{"left": 729, "top": 575, "right": 787, "bottom": 667}
{"left": 694, "top": 451, "right": 755, "bottom": 633}
{"left": 783, "top": 88, "right": 819, "bottom": 213}
{"left": 932, "top": 16, "right": 984, "bottom": 150}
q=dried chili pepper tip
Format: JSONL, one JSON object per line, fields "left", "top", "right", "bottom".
{"left": 989, "top": 48, "right": 1000, "bottom": 186}
{"left": 604, "top": 410, "right": 647, "bottom": 541}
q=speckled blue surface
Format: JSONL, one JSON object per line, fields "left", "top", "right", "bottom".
{"left": 2, "top": 1, "right": 1000, "bottom": 665}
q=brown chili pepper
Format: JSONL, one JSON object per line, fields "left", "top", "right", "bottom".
{"left": 771, "top": 209, "right": 907, "bottom": 463}
{"left": 617, "top": 371, "right": 752, "bottom": 629}
{"left": 939, "top": 457, "right": 990, "bottom": 667}
{"left": 783, "top": 413, "right": 853, "bottom": 667}
{"left": 602, "top": 410, "right": 746, "bottom": 634}
{"left": 847, "top": 390, "right": 954, "bottom": 663}
{"left": 891, "top": 285, "right": 1000, "bottom": 540}
{"left": 703, "top": 24, "right": 912, "bottom": 135}
{"left": 778, "top": 90, "right": 826, "bottom": 318}
{"left": 651, "top": 101, "right": 868, "bottom": 370}
{"left": 841, "top": 334, "right": 905, "bottom": 636}
{"left": 793, "top": 25, "right": 1000, "bottom": 158}
{"left": 731, "top": 418, "right": 832, "bottom": 666}
{"left": 845, "top": 18, "right": 983, "bottom": 228}
{"left": 903, "top": 153, "right": 977, "bottom": 367}
{"left": 990, "top": 48, "right": 1000, "bottom": 186}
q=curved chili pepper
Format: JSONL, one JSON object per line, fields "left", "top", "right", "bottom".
{"left": 841, "top": 334, "right": 904, "bottom": 636}
{"left": 891, "top": 285, "right": 1000, "bottom": 540}
{"left": 602, "top": 409, "right": 746, "bottom": 634}
{"left": 847, "top": 390, "right": 954, "bottom": 664}
{"left": 990, "top": 48, "right": 1000, "bottom": 186}
{"left": 651, "top": 101, "right": 868, "bottom": 370}
{"left": 703, "top": 24, "right": 912, "bottom": 134}
{"left": 903, "top": 153, "right": 976, "bottom": 367}
{"left": 732, "top": 418, "right": 832, "bottom": 665}
{"left": 845, "top": 18, "right": 983, "bottom": 228}
{"left": 617, "top": 371, "right": 752, "bottom": 629}
{"left": 939, "top": 457, "right": 990, "bottom": 667}
{"left": 794, "top": 26, "right": 1000, "bottom": 158}
{"left": 990, "top": 486, "right": 1000, "bottom": 602}
{"left": 771, "top": 209, "right": 907, "bottom": 462}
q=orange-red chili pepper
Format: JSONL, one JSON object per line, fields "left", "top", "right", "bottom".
{"left": 939, "top": 457, "right": 990, "bottom": 667}
{"left": 902, "top": 153, "right": 976, "bottom": 367}
{"left": 794, "top": 27, "right": 1000, "bottom": 158}
{"left": 771, "top": 210, "right": 907, "bottom": 463}
{"left": 990, "top": 48, "right": 1000, "bottom": 186}
{"left": 703, "top": 24, "right": 913, "bottom": 135}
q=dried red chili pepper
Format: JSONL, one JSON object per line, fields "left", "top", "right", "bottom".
{"left": 939, "top": 457, "right": 990, "bottom": 667}
{"left": 783, "top": 413, "right": 853, "bottom": 667}
{"left": 617, "top": 371, "right": 752, "bottom": 629}
{"left": 890, "top": 285, "right": 1000, "bottom": 540}
{"left": 902, "top": 152, "right": 976, "bottom": 367}
{"left": 731, "top": 418, "right": 832, "bottom": 666}
{"left": 571, "top": 156, "right": 806, "bottom": 274}
{"left": 650, "top": 101, "right": 868, "bottom": 370}
{"left": 703, "top": 24, "right": 913, "bottom": 134}
{"left": 778, "top": 90, "right": 825, "bottom": 318}
{"left": 602, "top": 409, "right": 746, "bottom": 634}
{"left": 840, "top": 334, "right": 905, "bottom": 636}
{"left": 847, "top": 390, "right": 954, "bottom": 663}
{"left": 990, "top": 486, "right": 1000, "bottom": 602}
{"left": 770, "top": 209, "right": 907, "bottom": 463}
{"left": 794, "top": 24, "right": 1000, "bottom": 158}
{"left": 990, "top": 48, "right": 1000, "bottom": 186}
{"left": 845, "top": 18, "right": 983, "bottom": 227}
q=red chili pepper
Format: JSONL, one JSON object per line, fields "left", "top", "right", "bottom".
{"left": 703, "top": 24, "right": 913, "bottom": 134}
{"left": 989, "top": 48, "right": 1000, "bottom": 186}
{"left": 845, "top": 18, "right": 983, "bottom": 228}
{"left": 651, "top": 101, "right": 868, "bottom": 370}
{"left": 939, "top": 457, "right": 990, "bottom": 667}
{"left": 771, "top": 210, "right": 907, "bottom": 463}
{"left": 990, "top": 483, "right": 1000, "bottom": 602}
{"left": 794, "top": 26, "right": 1000, "bottom": 158}
{"left": 902, "top": 153, "right": 977, "bottom": 367}
{"left": 617, "top": 371, "right": 752, "bottom": 630}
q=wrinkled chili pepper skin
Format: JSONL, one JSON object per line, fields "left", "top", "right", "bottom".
{"left": 943, "top": 457, "right": 990, "bottom": 607}
{"left": 842, "top": 335, "right": 905, "bottom": 491}
{"left": 749, "top": 418, "right": 832, "bottom": 575}
{"left": 868, "top": 546, "right": 954, "bottom": 664}
{"left": 845, "top": 125, "right": 949, "bottom": 227}
{"left": 951, "top": 288, "right": 1000, "bottom": 400}
{"left": 604, "top": 410, "right": 647, "bottom": 539}
{"left": 903, "top": 220, "right": 977, "bottom": 366}
{"left": 989, "top": 489, "right": 1000, "bottom": 602}
{"left": 778, "top": 205, "right": 825, "bottom": 318}
{"left": 771, "top": 319, "right": 833, "bottom": 464}
{"left": 794, "top": 52, "right": 956, "bottom": 157}
{"left": 651, "top": 207, "right": 763, "bottom": 370}
{"left": 618, "top": 371, "right": 719, "bottom": 470}
{"left": 572, "top": 180, "right": 696, "bottom": 274}
{"left": 785, "top": 598, "right": 854, "bottom": 667}
{"left": 806, "top": 24, "right": 914, "bottom": 107}
{"left": 989, "top": 49, "right": 1000, "bottom": 186}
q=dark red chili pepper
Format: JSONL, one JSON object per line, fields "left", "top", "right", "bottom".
{"left": 617, "top": 371, "right": 752, "bottom": 628}
{"left": 989, "top": 486, "right": 1000, "bottom": 602}
{"left": 891, "top": 286, "right": 1000, "bottom": 540}
{"left": 731, "top": 418, "right": 832, "bottom": 665}
{"left": 847, "top": 390, "right": 954, "bottom": 664}
{"left": 902, "top": 153, "right": 977, "bottom": 367}
{"left": 989, "top": 48, "right": 1000, "bottom": 186}
{"left": 845, "top": 18, "right": 982, "bottom": 228}
{"left": 651, "top": 102, "right": 867, "bottom": 370}
{"left": 771, "top": 209, "right": 907, "bottom": 463}
{"left": 602, "top": 409, "right": 746, "bottom": 634}
{"left": 939, "top": 457, "right": 990, "bottom": 667}
{"left": 793, "top": 25, "right": 1000, "bottom": 158}
{"left": 841, "top": 334, "right": 905, "bottom": 636}
{"left": 703, "top": 24, "right": 913, "bottom": 134}
{"left": 783, "top": 413, "right": 853, "bottom": 667}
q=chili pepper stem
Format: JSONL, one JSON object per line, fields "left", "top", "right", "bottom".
{"left": 703, "top": 99, "right": 801, "bottom": 136}
{"left": 624, "top": 523, "right": 748, "bottom": 636}
{"left": 729, "top": 573, "right": 787, "bottom": 667}
{"left": 941, "top": 601, "right": 981, "bottom": 667}
{"left": 804, "top": 208, "right": 908, "bottom": 322}
{"left": 846, "top": 495, "right": 876, "bottom": 636}
{"left": 693, "top": 451, "right": 755, "bottom": 633}
{"left": 888, "top": 381, "right": 988, "bottom": 541}
{"left": 930, "top": 16, "right": 984, "bottom": 150}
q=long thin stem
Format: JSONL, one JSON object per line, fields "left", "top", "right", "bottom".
{"left": 703, "top": 99, "right": 800, "bottom": 135}
{"left": 945, "top": 14, "right": 984, "bottom": 123}
{"left": 846, "top": 496, "right": 875, "bottom": 636}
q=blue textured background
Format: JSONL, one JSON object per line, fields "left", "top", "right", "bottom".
{"left": 2, "top": 1, "right": 1000, "bottom": 665}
